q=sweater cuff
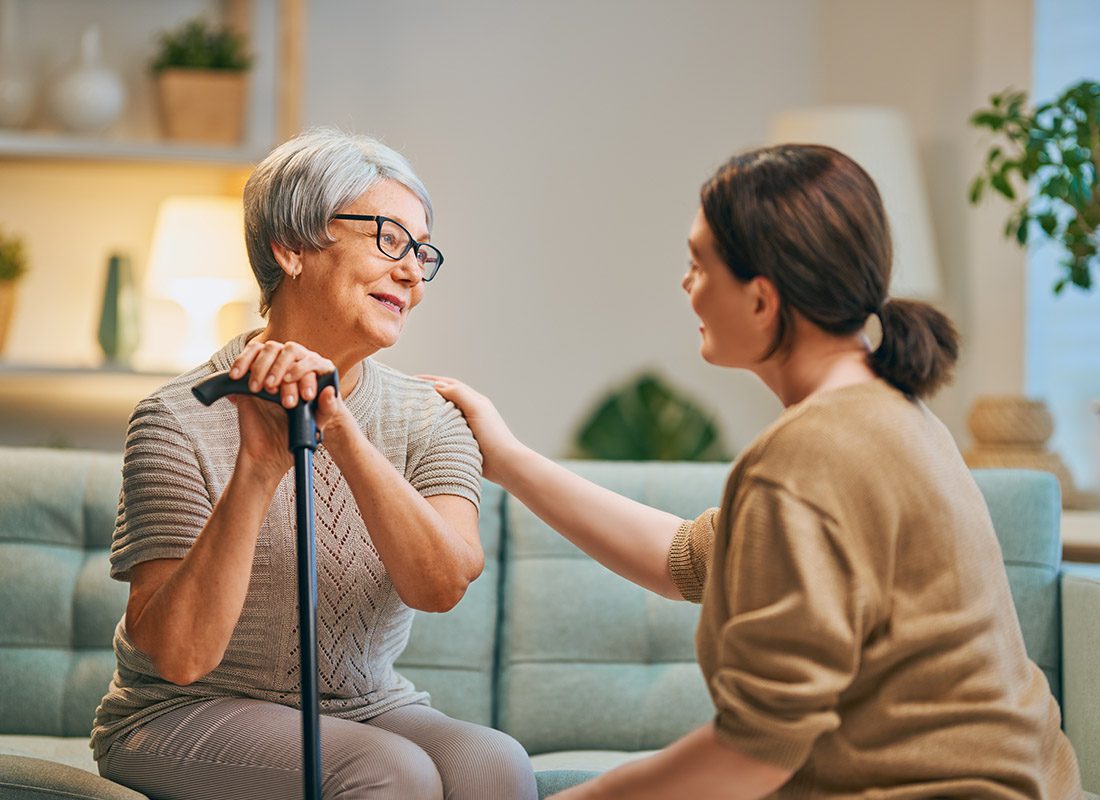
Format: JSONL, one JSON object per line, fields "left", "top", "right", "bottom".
{"left": 713, "top": 711, "right": 813, "bottom": 772}
{"left": 668, "top": 518, "right": 705, "bottom": 602}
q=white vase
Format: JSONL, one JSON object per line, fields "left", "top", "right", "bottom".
{"left": 0, "top": 0, "right": 34, "bottom": 128}
{"left": 48, "top": 25, "right": 125, "bottom": 134}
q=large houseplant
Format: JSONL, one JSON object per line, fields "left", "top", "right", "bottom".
{"left": 968, "top": 79, "right": 1100, "bottom": 293}
{"left": 151, "top": 17, "right": 252, "bottom": 145}
{"left": 0, "top": 227, "right": 28, "bottom": 354}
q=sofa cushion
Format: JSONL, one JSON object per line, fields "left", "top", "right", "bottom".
{"left": 496, "top": 460, "right": 728, "bottom": 753}
{"left": 0, "top": 755, "right": 147, "bottom": 800}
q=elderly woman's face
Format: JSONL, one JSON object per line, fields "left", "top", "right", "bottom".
{"left": 304, "top": 180, "right": 430, "bottom": 353}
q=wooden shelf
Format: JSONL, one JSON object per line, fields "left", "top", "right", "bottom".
{"left": 0, "top": 130, "right": 268, "bottom": 166}
{"left": 0, "top": 364, "right": 175, "bottom": 451}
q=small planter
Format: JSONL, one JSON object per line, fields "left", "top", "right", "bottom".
{"left": 0, "top": 281, "right": 17, "bottom": 355}
{"left": 156, "top": 68, "right": 248, "bottom": 145}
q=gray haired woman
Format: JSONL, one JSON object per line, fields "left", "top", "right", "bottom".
{"left": 91, "top": 128, "right": 537, "bottom": 800}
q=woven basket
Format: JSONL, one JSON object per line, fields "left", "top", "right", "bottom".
{"left": 967, "top": 395, "right": 1053, "bottom": 446}
{"left": 964, "top": 444, "right": 1077, "bottom": 507}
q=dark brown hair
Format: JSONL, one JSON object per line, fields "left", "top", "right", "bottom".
{"left": 700, "top": 144, "right": 958, "bottom": 399}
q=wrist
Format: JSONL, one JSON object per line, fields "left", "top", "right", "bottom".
{"left": 233, "top": 451, "right": 287, "bottom": 492}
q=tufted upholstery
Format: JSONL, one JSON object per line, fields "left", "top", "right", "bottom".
{"left": 1, "top": 448, "right": 1098, "bottom": 800}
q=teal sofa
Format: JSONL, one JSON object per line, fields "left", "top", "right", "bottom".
{"left": 1, "top": 446, "right": 1097, "bottom": 799}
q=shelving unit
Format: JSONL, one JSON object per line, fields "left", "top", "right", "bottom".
{"left": 0, "top": 129, "right": 269, "bottom": 165}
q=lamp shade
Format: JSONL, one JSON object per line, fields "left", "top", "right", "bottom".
{"left": 144, "top": 195, "right": 258, "bottom": 367}
{"left": 768, "top": 107, "right": 942, "bottom": 299}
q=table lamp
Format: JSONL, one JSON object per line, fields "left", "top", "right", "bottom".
{"left": 144, "top": 196, "right": 258, "bottom": 368}
{"left": 768, "top": 106, "right": 942, "bottom": 299}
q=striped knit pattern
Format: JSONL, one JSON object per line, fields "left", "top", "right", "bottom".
{"left": 91, "top": 331, "right": 482, "bottom": 761}
{"left": 666, "top": 508, "right": 718, "bottom": 603}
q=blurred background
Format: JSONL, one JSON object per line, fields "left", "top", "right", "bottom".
{"left": 0, "top": 0, "right": 1097, "bottom": 511}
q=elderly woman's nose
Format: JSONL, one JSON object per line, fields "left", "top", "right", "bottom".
{"left": 392, "top": 252, "right": 423, "bottom": 283}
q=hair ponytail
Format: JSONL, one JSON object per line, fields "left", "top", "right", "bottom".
{"left": 869, "top": 299, "right": 959, "bottom": 399}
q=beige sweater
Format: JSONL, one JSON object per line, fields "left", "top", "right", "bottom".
{"left": 91, "top": 332, "right": 481, "bottom": 760}
{"left": 668, "top": 380, "right": 1081, "bottom": 798}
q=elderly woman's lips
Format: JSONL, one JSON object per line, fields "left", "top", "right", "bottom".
{"left": 370, "top": 293, "right": 404, "bottom": 313}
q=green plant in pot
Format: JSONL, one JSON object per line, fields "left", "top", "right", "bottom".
{"left": 573, "top": 372, "right": 729, "bottom": 461}
{"left": 151, "top": 17, "right": 253, "bottom": 146}
{"left": 968, "top": 79, "right": 1099, "bottom": 293}
{"left": 0, "top": 227, "right": 28, "bottom": 355}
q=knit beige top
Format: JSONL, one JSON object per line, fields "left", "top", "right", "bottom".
{"left": 91, "top": 332, "right": 482, "bottom": 760}
{"left": 668, "top": 380, "right": 1081, "bottom": 799}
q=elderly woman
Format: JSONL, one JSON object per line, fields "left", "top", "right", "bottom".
{"left": 428, "top": 144, "right": 1082, "bottom": 799}
{"left": 91, "top": 128, "right": 537, "bottom": 800}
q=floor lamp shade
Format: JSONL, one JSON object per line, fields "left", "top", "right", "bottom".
{"left": 768, "top": 107, "right": 942, "bottom": 299}
{"left": 144, "top": 196, "right": 258, "bottom": 368}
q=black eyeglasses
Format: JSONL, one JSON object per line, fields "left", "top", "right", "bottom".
{"left": 331, "top": 214, "right": 443, "bottom": 281}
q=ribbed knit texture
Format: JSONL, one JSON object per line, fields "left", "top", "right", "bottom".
{"left": 91, "top": 331, "right": 482, "bottom": 761}
{"left": 667, "top": 510, "right": 717, "bottom": 603}
{"left": 676, "top": 380, "right": 1081, "bottom": 798}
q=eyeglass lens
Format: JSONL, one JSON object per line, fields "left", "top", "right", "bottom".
{"left": 377, "top": 218, "right": 442, "bottom": 278}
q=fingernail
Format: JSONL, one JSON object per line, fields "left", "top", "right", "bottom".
{"left": 286, "top": 394, "right": 296, "bottom": 406}
{"left": 304, "top": 387, "right": 314, "bottom": 400}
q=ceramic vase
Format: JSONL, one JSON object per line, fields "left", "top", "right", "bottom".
{"left": 97, "top": 253, "right": 139, "bottom": 365}
{"left": 0, "top": 0, "right": 34, "bottom": 128}
{"left": 48, "top": 25, "right": 125, "bottom": 134}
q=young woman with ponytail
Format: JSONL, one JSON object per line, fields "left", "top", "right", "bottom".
{"left": 425, "top": 145, "right": 1082, "bottom": 799}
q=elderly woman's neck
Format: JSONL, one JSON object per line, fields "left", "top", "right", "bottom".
{"left": 255, "top": 312, "right": 372, "bottom": 397}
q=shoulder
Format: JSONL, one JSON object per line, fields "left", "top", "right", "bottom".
{"left": 733, "top": 380, "right": 939, "bottom": 515}
{"left": 366, "top": 360, "right": 474, "bottom": 441}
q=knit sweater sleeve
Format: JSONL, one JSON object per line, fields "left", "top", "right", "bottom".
{"left": 109, "top": 396, "right": 211, "bottom": 582}
{"left": 708, "top": 478, "right": 866, "bottom": 770}
{"left": 408, "top": 398, "right": 483, "bottom": 507}
{"left": 667, "top": 507, "right": 719, "bottom": 602}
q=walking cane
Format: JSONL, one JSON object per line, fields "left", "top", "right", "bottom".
{"left": 192, "top": 368, "right": 339, "bottom": 800}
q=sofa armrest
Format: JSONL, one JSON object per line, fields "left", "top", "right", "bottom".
{"left": 1062, "top": 563, "right": 1100, "bottom": 793}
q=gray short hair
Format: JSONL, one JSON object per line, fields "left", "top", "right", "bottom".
{"left": 243, "top": 127, "right": 433, "bottom": 314}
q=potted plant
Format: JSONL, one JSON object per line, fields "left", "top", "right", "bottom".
{"left": 968, "top": 79, "right": 1100, "bottom": 293}
{"left": 151, "top": 17, "right": 252, "bottom": 145}
{"left": 0, "top": 226, "right": 28, "bottom": 355}
{"left": 573, "top": 372, "right": 729, "bottom": 461}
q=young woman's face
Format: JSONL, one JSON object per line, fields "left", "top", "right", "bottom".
{"left": 682, "top": 208, "right": 768, "bottom": 368}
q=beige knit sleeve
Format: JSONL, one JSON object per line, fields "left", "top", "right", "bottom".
{"left": 707, "top": 479, "right": 865, "bottom": 771}
{"left": 408, "top": 399, "right": 483, "bottom": 507}
{"left": 110, "top": 396, "right": 212, "bottom": 582}
{"left": 667, "top": 507, "right": 719, "bottom": 603}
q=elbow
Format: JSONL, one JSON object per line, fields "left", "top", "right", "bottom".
{"left": 147, "top": 647, "right": 220, "bottom": 687}
{"left": 415, "top": 576, "right": 473, "bottom": 613}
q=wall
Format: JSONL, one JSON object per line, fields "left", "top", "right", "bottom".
{"left": 0, "top": 0, "right": 1043, "bottom": 462}
{"left": 304, "top": 0, "right": 820, "bottom": 456}
{"left": 820, "top": 0, "right": 1033, "bottom": 443}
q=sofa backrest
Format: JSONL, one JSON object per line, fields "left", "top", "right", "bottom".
{"left": 971, "top": 469, "right": 1063, "bottom": 702}
{"left": 493, "top": 460, "right": 726, "bottom": 754}
{"left": 0, "top": 448, "right": 125, "bottom": 736}
{"left": 0, "top": 447, "right": 1064, "bottom": 750}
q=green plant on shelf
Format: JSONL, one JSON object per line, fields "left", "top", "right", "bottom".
{"left": 572, "top": 372, "right": 730, "bottom": 462}
{"left": 151, "top": 17, "right": 252, "bottom": 73}
{"left": 0, "top": 227, "right": 28, "bottom": 283}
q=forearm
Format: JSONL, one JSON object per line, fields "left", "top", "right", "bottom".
{"left": 554, "top": 723, "right": 792, "bottom": 800}
{"left": 326, "top": 425, "right": 482, "bottom": 612}
{"left": 496, "top": 444, "right": 685, "bottom": 598}
{"left": 128, "top": 464, "right": 280, "bottom": 684}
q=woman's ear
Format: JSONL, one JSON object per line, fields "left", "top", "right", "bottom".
{"left": 271, "top": 242, "right": 303, "bottom": 280}
{"left": 749, "top": 275, "right": 780, "bottom": 322}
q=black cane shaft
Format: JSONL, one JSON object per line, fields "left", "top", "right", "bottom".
{"left": 295, "top": 447, "right": 322, "bottom": 800}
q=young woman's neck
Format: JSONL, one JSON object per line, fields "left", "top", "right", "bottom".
{"left": 753, "top": 316, "right": 877, "bottom": 407}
